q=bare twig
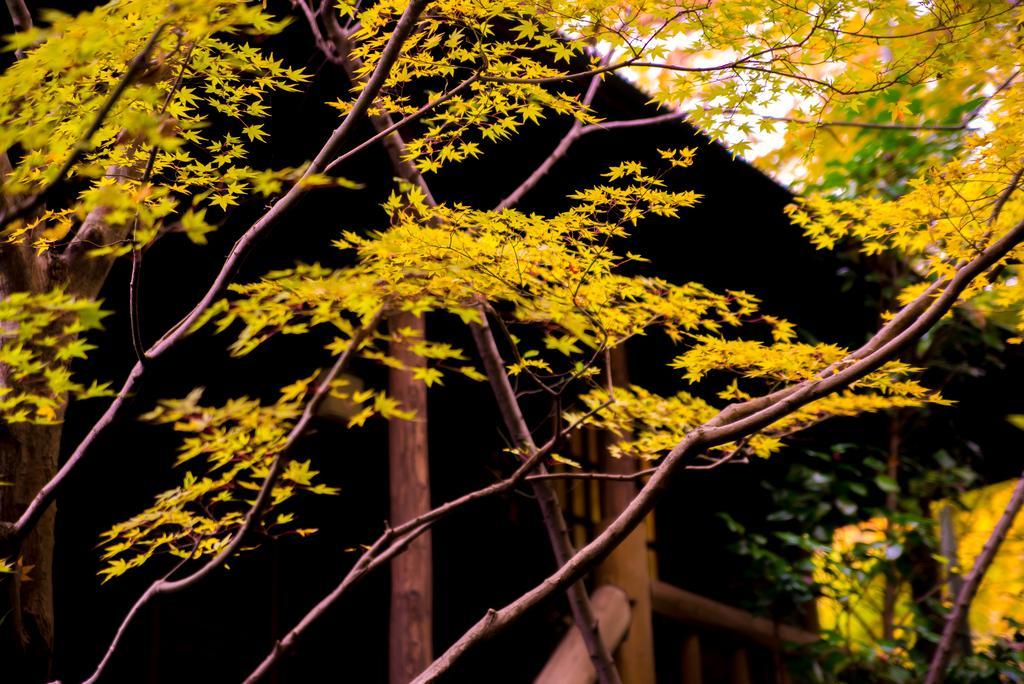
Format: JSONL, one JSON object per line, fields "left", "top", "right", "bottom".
{"left": 578, "top": 110, "right": 688, "bottom": 135}
{"left": 128, "top": 40, "right": 196, "bottom": 365}
{"left": 4, "top": 0, "right": 33, "bottom": 59}
{"left": 526, "top": 468, "right": 657, "bottom": 483}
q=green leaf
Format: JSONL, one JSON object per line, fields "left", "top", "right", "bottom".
{"left": 874, "top": 475, "right": 899, "bottom": 494}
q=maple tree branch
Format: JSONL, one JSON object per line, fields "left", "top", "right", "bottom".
{"left": 80, "top": 307, "right": 384, "bottom": 684}
{"left": 0, "top": 0, "right": 431, "bottom": 567}
{"left": 524, "top": 447, "right": 746, "bottom": 482}
{"left": 495, "top": 54, "right": 607, "bottom": 210}
{"left": 924, "top": 469, "right": 1024, "bottom": 684}
{"left": 526, "top": 468, "right": 658, "bottom": 483}
{"left": 127, "top": 40, "right": 196, "bottom": 366}
{"left": 478, "top": 53, "right": 929, "bottom": 97}
{"left": 3, "top": 0, "right": 31, "bottom": 58}
{"left": 524, "top": 438, "right": 751, "bottom": 483}
{"left": 578, "top": 110, "right": 689, "bottom": 135}
{"left": 240, "top": 390, "right": 615, "bottom": 682}
{"left": 323, "top": 72, "right": 480, "bottom": 176}
{"left": 0, "top": 22, "right": 169, "bottom": 231}
{"left": 756, "top": 115, "right": 968, "bottom": 132}
{"left": 414, "top": 216, "right": 1024, "bottom": 682}
{"left": 469, "top": 306, "right": 622, "bottom": 684}
{"left": 989, "top": 166, "right": 1024, "bottom": 226}
{"left": 726, "top": 69, "right": 1019, "bottom": 134}
{"left": 4, "top": 0, "right": 30, "bottom": 34}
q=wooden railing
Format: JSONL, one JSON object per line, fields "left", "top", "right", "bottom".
{"left": 534, "top": 581, "right": 817, "bottom": 684}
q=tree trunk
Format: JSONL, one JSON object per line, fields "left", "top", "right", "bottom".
{"left": 1, "top": 242, "right": 60, "bottom": 680}
{"left": 0, "top": 421, "right": 61, "bottom": 681}
{"left": 388, "top": 311, "right": 433, "bottom": 684}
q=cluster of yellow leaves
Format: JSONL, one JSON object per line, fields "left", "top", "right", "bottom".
{"left": 0, "top": 289, "right": 113, "bottom": 424}
{"left": 673, "top": 335, "right": 943, "bottom": 402}
{"left": 342, "top": 0, "right": 604, "bottom": 173}
{"left": 207, "top": 163, "right": 754, "bottom": 383}
{"left": 0, "top": 0, "right": 314, "bottom": 254}
{"left": 748, "top": 2, "right": 1022, "bottom": 190}
{"left": 573, "top": 372, "right": 943, "bottom": 463}
{"left": 98, "top": 386, "right": 339, "bottom": 581}
{"left": 788, "top": 79, "right": 1024, "bottom": 324}
{"left": 613, "top": 0, "right": 1020, "bottom": 160}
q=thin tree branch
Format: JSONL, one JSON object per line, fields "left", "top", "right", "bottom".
{"left": 469, "top": 306, "right": 622, "bottom": 684}
{"left": 4, "top": 0, "right": 32, "bottom": 60}
{"left": 80, "top": 307, "right": 384, "bottom": 684}
{"left": 495, "top": 54, "right": 608, "bottom": 210}
{"left": 578, "top": 110, "right": 689, "bottom": 135}
{"left": 322, "top": 72, "right": 480, "bottom": 176}
{"left": 924, "top": 469, "right": 1024, "bottom": 684}
{"left": 526, "top": 468, "right": 657, "bottom": 483}
{"left": 414, "top": 216, "right": 1024, "bottom": 682}
{"left": 989, "top": 167, "right": 1024, "bottom": 226}
{"left": 756, "top": 115, "right": 969, "bottom": 132}
{"left": 525, "top": 441, "right": 747, "bottom": 482}
{"left": 128, "top": 39, "right": 197, "bottom": 365}
{"left": 240, "top": 397, "right": 614, "bottom": 682}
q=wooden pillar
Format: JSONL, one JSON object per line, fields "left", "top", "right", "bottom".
{"left": 595, "top": 347, "right": 656, "bottom": 684}
{"left": 388, "top": 311, "right": 432, "bottom": 684}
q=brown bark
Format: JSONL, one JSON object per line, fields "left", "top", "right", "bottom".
{"left": 0, "top": 4, "right": 60, "bottom": 668}
{"left": 388, "top": 311, "right": 433, "bottom": 684}
{"left": 0, "top": 422, "right": 61, "bottom": 681}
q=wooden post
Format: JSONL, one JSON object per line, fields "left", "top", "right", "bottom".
{"left": 730, "top": 648, "right": 751, "bottom": 684}
{"left": 331, "top": 41, "right": 437, "bottom": 684}
{"left": 388, "top": 311, "right": 432, "bottom": 684}
{"left": 596, "top": 347, "right": 656, "bottom": 684}
{"left": 535, "top": 586, "right": 633, "bottom": 684}
{"left": 681, "top": 633, "right": 702, "bottom": 684}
